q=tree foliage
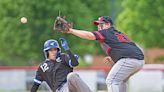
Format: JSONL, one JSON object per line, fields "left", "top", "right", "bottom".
{"left": 116, "top": 0, "right": 164, "bottom": 48}
{"left": 0, "top": 0, "right": 112, "bottom": 65}
{"left": 1, "top": 0, "right": 163, "bottom": 66}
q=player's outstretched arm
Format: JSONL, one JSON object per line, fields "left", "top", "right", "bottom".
{"left": 53, "top": 16, "right": 96, "bottom": 40}
{"left": 68, "top": 28, "right": 96, "bottom": 40}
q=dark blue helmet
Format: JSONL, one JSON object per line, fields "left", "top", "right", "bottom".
{"left": 44, "top": 39, "right": 60, "bottom": 51}
{"left": 43, "top": 39, "right": 61, "bottom": 59}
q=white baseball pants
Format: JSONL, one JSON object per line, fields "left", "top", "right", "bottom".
{"left": 56, "top": 72, "right": 92, "bottom": 92}
{"left": 106, "top": 58, "right": 144, "bottom": 92}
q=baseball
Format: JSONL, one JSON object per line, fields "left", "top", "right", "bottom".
{"left": 21, "top": 17, "right": 27, "bottom": 23}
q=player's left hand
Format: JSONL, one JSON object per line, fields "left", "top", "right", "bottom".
{"left": 53, "top": 16, "right": 72, "bottom": 33}
{"left": 60, "top": 38, "right": 70, "bottom": 50}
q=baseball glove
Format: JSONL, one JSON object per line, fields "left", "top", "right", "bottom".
{"left": 53, "top": 16, "right": 72, "bottom": 33}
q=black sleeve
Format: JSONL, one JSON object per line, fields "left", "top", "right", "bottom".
{"left": 92, "top": 31, "right": 105, "bottom": 43}
{"left": 31, "top": 67, "right": 44, "bottom": 92}
{"left": 35, "top": 66, "right": 44, "bottom": 81}
{"left": 64, "top": 50, "right": 79, "bottom": 67}
{"left": 100, "top": 42, "right": 112, "bottom": 55}
{"left": 30, "top": 84, "right": 39, "bottom": 92}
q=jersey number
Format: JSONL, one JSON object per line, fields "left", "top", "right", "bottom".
{"left": 115, "top": 32, "right": 130, "bottom": 42}
{"left": 40, "top": 63, "right": 49, "bottom": 72}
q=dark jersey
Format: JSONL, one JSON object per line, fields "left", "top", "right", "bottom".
{"left": 92, "top": 27, "right": 144, "bottom": 63}
{"left": 31, "top": 50, "right": 78, "bottom": 92}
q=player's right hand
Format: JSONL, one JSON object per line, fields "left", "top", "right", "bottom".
{"left": 103, "top": 56, "right": 114, "bottom": 66}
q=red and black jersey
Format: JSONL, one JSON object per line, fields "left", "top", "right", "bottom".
{"left": 31, "top": 50, "right": 78, "bottom": 92}
{"left": 92, "top": 27, "right": 144, "bottom": 63}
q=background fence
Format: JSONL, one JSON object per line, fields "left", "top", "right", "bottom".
{"left": 0, "top": 64, "right": 163, "bottom": 92}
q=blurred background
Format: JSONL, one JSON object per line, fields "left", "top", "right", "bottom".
{"left": 0, "top": 0, "right": 164, "bottom": 92}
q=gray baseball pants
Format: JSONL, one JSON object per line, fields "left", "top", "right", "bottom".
{"left": 106, "top": 58, "right": 144, "bottom": 92}
{"left": 56, "top": 72, "right": 92, "bottom": 92}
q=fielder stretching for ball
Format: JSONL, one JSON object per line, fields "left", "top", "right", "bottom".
{"left": 31, "top": 38, "right": 92, "bottom": 92}
{"left": 54, "top": 16, "right": 144, "bottom": 92}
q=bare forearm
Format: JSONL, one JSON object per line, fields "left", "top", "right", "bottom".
{"left": 69, "top": 28, "right": 96, "bottom": 40}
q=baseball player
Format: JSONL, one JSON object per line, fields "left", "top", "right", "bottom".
{"left": 64, "top": 16, "right": 144, "bottom": 92}
{"left": 30, "top": 38, "right": 92, "bottom": 92}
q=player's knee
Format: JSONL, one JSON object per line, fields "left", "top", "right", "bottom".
{"left": 106, "top": 78, "right": 111, "bottom": 85}
{"left": 67, "top": 72, "right": 79, "bottom": 82}
{"left": 106, "top": 77, "right": 119, "bottom": 86}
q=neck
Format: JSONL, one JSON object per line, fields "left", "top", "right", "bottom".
{"left": 47, "top": 57, "right": 56, "bottom": 61}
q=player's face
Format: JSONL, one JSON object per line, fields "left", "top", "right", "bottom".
{"left": 48, "top": 48, "right": 58, "bottom": 60}
{"left": 97, "top": 23, "right": 104, "bottom": 30}
{"left": 97, "top": 23, "right": 111, "bottom": 31}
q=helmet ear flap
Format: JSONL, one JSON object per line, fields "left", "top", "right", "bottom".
{"left": 44, "top": 51, "right": 48, "bottom": 59}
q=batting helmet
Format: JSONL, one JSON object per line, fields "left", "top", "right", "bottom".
{"left": 43, "top": 39, "right": 61, "bottom": 59}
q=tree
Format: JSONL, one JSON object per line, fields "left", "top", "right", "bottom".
{"left": 0, "top": 0, "right": 95, "bottom": 65}
{"left": 116, "top": 0, "right": 164, "bottom": 48}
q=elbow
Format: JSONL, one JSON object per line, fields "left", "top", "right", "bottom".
{"left": 75, "top": 62, "right": 79, "bottom": 66}
{"left": 72, "top": 61, "right": 79, "bottom": 67}
{"left": 69, "top": 60, "right": 79, "bottom": 67}
{"left": 87, "top": 32, "right": 96, "bottom": 40}
{"left": 73, "top": 54, "right": 79, "bottom": 66}
{"left": 88, "top": 36, "right": 96, "bottom": 40}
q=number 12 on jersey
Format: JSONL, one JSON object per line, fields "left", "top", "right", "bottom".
{"left": 40, "top": 63, "right": 49, "bottom": 72}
